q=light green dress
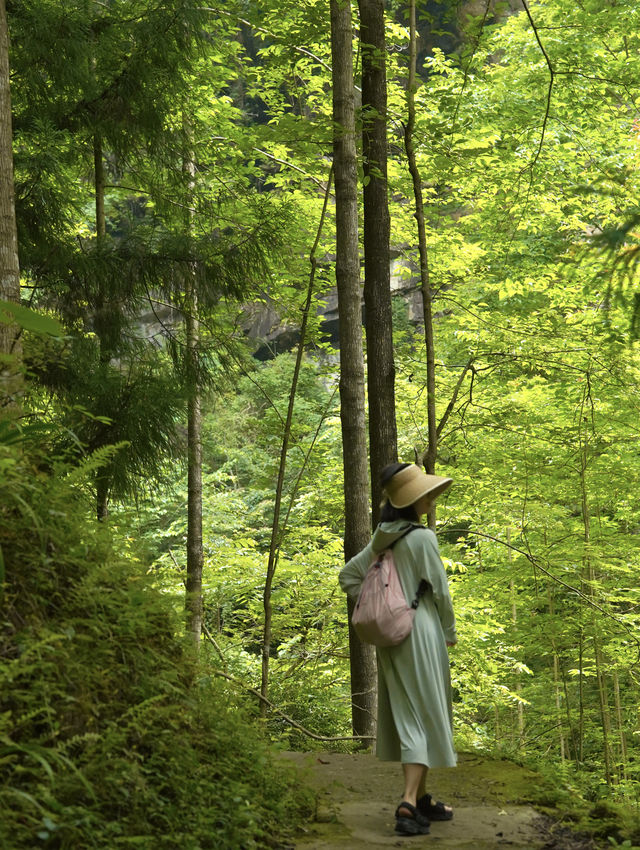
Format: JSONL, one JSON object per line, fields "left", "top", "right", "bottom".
{"left": 339, "top": 521, "right": 457, "bottom": 768}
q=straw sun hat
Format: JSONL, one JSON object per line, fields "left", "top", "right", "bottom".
{"left": 383, "top": 464, "right": 453, "bottom": 509}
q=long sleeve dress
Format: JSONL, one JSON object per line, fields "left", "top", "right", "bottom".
{"left": 339, "top": 520, "right": 457, "bottom": 768}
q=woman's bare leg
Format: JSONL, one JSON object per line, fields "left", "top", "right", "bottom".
{"left": 398, "top": 763, "right": 427, "bottom": 815}
{"left": 417, "top": 767, "right": 428, "bottom": 800}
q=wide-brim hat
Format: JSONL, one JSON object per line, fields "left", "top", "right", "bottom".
{"left": 384, "top": 464, "right": 453, "bottom": 509}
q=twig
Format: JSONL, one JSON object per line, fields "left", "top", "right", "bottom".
{"left": 261, "top": 166, "right": 335, "bottom": 712}
{"left": 521, "top": 0, "right": 555, "bottom": 174}
{"left": 202, "top": 622, "right": 228, "bottom": 672}
{"left": 436, "top": 358, "right": 473, "bottom": 439}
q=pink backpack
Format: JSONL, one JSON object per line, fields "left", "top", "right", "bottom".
{"left": 352, "top": 526, "right": 428, "bottom": 647}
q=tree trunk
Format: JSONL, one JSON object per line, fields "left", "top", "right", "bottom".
{"left": 94, "top": 133, "right": 106, "bottom": 241}
{"left": 0, "top": 0, "right": 22, "bottom": 406}
{"left": 94, "top": 132, "right": 110, "bottom": 520}
{"left": 185, "top": 297, "right": 203, "bottom": 648}
{"left": 358, "top": 0, "right": 397, "bottom": 524}
{"left": 547, "top": 587, "right": 566, "bottom": 761}
{"left": 260, "top": 169, "right": 333, "bottom": 714}
{"left": 578, "top": 626, "right": 584, "bottom": 763}
{"left": 508, "top": 529, "right": 524, "bottom": 742}
{"left": 578, "top": 391, "right": 613, "bottom": 783}
{"left": 612, "top": 671, "right": 628, "bottom": 781}
{"left": 403, "top": 0, "right": 437, "bottom": 528}
{"left": 330, "top": 0, "right": 376, "bottom": 740}
{"left": 594, "top": 638, "right": 613, "bottom": 784}
{"left": 182, "top": 125, "right": 203, "bottom": 649}
{"left": 96, "top": 475, "right": 109, "bottom": 523}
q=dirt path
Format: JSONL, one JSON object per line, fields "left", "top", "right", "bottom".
{"left": 285, "top": 752, "right": 599, "bottom": 850}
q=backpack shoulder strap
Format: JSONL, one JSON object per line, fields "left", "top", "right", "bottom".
{"left": 388, "top": 523, "right": 425, "bottom": 550}
{"left": 387, "top": 524, "right": 430, "bottom": 609}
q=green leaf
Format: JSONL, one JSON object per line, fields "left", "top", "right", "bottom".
{"left": 0, "top": 300, "right": 63, "bottom": 337}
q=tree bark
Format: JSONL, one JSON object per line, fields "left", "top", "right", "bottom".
{"left": 96, "top": 475, "right": 109, "bottom": 523}
{"left": 94, "top": 132, "right": 110, "bottom": 521}
{"left": 0, "top": 0, "right": 22, "bottom": 406}
{"left": 579, "top": 385, "right": 613, "bottom": 783}
{"left": 185, "top": 294, "right": 203, "bottom": 648}
{"left": 330, "top": 0, "right": 376, "bottom": 740}
{"left": 182, "top": 124, "right": 203, "bottom": 649}
{"left": 507, "top": 529, "right": 524, "bottom": 742}
{"left": 547, "top": 586, "right": 566, "bottom": 761}
{"left": 94, "top": 133, "right": 106, "bottom": 241}
{"left": 358, "top": 0, "right": 397, "bottom": 524}
{"left": 612, "top": 671, "right": 628, "bottom": 781}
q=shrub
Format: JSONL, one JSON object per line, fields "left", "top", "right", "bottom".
{"left": 0, "top": 437, "right": 312, "bottom": 849}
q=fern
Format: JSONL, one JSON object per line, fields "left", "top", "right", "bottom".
{"left": 0, "top": 439, "right": 312, "bottom": 849}
{"left": 61, "top": 442, "right": 128, "bottom": 488}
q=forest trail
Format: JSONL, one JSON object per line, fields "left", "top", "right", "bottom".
{"left": 286, "top": 752, "right": 598, "bottom": 850}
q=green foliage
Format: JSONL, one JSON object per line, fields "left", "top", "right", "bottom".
{"left": 122, "top": 354, "right": 352, "bottom": 744}
{"left": 0, "top": 437, "right": 312, "bottom": 849}
{"left": 6, "top": 0, "right": 640, "bottom": 835}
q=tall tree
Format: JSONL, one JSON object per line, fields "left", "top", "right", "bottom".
{"left": 0, "top": 0, "right": 21, "bottom": 405}
{"left": 330, "top": 0, "right": 376, "bottom": 739}
{"left": 182, "top": 120, "right": 204, "bottom": 648}
{"left": 358, "top": 0, "right": 397, "bottom": 521}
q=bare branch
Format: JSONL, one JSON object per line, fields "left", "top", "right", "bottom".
{"left": 448, "top": 528, "right": 640, "bottom": 659}
{"left": 521, "top": 0, "right": 555, "bottom": 174}
{"left": 202, "top": 629, "right": 374, "bottom": 741}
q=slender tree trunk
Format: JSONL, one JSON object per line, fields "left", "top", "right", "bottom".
{"left": 547, "top": 587, "right": 566, "bottom": 761}
{"left": 560, "top": 655, "right": 578, "bottom": 762}
{"left": 594, "top": 638, "right": 613, "bottom": 784}
{"left": 578, "top": 390, "right": 613, "bottom": 783}
{"left": 359, "top": 0, "right": 397, "bottom": 523}
{"left": 578, "top": 626, "right": 584, "bottom": 763}
{"left": 507, "top": 530, "right": 524, "bottom": 743}
{"left": 260, "top": 169, "right": 333, "bottom": 714}
{"left": 0, "top": 0, "right": 22, "bottom": 407}
{"left": 96, "top": 476, "right": 109, "bottom": 523}
{"left": 553, "top": 652, "right": 565, "bottom": 762}
{"left": 330, "top": 0, "right": 376, "bottom": 740}
{"left": 94, "top": 133, "right": 106, "bottom": 241}
{"left": 403, "top": 0, "right": 438, "bottom": 528}
{"left": 612, "top": 671, "right": 628, "bottom": 781}
{"left": 93, "top": 132, "right": 111, "bottom": 521}
{"left": 185, "top": 295, "right": 203, "bottom": 648}
{"left": 182, "top": 125, "right": 203, "bottom": 649}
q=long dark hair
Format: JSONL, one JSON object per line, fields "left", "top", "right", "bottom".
{"left": 379, "top": 462, "right": 419, "bottom": 523}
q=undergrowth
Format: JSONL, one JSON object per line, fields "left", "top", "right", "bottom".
{"left": 0, "top": 436, "right": 312, "bottom": 848}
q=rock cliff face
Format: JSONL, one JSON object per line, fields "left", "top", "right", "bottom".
{"left": 245, "top": 256, "right": 425, "bottom": 360}
{"left": 130, "top": 258, "right": 422, "bottom": 360}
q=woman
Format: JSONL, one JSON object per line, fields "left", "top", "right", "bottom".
{"left": 339, "top": 462, "right": 457, "bottom": 836}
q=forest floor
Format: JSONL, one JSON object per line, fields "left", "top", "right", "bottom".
{"left": 285, "top": 751, "right": 605, "bottom": 850}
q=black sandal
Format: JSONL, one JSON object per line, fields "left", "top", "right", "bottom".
{"left": 394, "top": 801, "right": 430, "bottom": 835}
{"left": 417, "top": 793, "right": 453, "bottom": 821}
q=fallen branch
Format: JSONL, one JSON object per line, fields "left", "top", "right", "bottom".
{"left": 201, "top": 628, "right": 375, "bottom": 742}
{"left": 202, "top": 623, "right": 228, "bottom": 672}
